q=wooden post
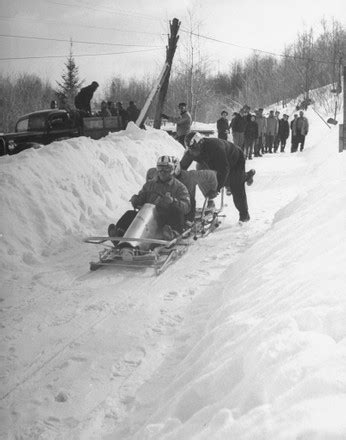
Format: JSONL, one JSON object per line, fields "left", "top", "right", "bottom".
{"left": 153, "top": 18, "right": 181, "bottom": 129}
{"left": 339, "top": 65, "right": 346, "bottom": 152}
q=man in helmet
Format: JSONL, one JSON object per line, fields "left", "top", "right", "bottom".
{"left": 180, "top": 132, "right": 255, "bottom": 222}
{"left": 108, "top": 156, "right": 191, "bottom": 242}
{"left": 146, "top": 156, "right": 218, "bottom": 221}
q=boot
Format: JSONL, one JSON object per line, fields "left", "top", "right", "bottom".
{"left": 245, "top": 169, "right": 256, "bottom": 186}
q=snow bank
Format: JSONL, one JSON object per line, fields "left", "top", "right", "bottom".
{"left": 0, "top": 123, "right": 182, "bottom": 273}
{"left": 107, "top": 109, "right": 346, "bottom": 439}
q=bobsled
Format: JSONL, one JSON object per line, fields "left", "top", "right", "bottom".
{"left": 84, "top": 191, "right": 224, "bottom": 275}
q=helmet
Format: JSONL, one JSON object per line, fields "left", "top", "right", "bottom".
{"left": 170, "top": 156, "right": 181, "bottom": 176}
{"left": 156, "top": 156, "right": 175, "bottom": 175}
{"left": 184, "top": 131, "right": 203, "bottom": 149}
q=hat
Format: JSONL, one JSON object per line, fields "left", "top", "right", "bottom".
{"left": 91, "top": 81, "right": 99, "bottom": 88}
{"left": 178, "top": 102, "right": 187, "bottom": 107}
{"left": 221, "top": 110, "right": 228, "bottom": 116}
{"left": 185, "top": 131, "right": 203, "bottom": 149}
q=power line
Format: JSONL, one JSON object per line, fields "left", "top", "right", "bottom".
{"left": 0, "top": 33, "right": 162, "bottom": 48}
{"left": 0, "top": 47, "right": 163, "bottom": 61}
{"left": 0, "top": 16, "right": 162, "bottom": 36}
{"left": 180, "top": 29, "right": 339, "bottom": 66}
{"left": 47, "top": 0, "right": 162, "bottom": 22}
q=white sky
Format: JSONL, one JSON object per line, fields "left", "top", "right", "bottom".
{"left": 0, "top": 0, "right": 344, "bottom": 92}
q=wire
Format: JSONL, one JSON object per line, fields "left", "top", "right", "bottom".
{"left": 47, "top": 0, "right": 162, "bottom": 22}
{"left": 0, "top": 33, "right": 162, "bottom": 48}
{"left": 180, "top": 28, "right": 339, "bottom": 66}
{"left": 0, "top": 47, "right": 163, "bottom": 61}
{"left": 0, "top": 15, "right": 162, "bottom": 36}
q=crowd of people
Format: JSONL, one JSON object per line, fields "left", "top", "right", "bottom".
{"left": 217, "top": 106, "right": 309, "bottom": 158}
{"left": 54, "top": 81, "right": 141, "bottom": 130}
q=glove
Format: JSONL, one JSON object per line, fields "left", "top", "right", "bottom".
{"left": 157, "top": 192, "right": 174, "bottom": 208}
{"left": 130, "top": 195, "right": 141, "bottom": 209}
{"left": 206, "top": 189, "right": 218, "bottom": 199}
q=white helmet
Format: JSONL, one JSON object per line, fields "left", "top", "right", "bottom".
{"left": 156, "top": 156, "right": 175, "bottom": 175}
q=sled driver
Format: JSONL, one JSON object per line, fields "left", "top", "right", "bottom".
{"left": 180, "top": 132, "right": 255, "bottom": 222}
{"left": 108, "top": 156, "right": 191, "bottom": 242}
{"left": 146, "top": 157, "right": 218, "bottom": 221}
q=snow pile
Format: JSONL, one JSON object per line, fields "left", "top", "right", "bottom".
{"left": 0, "top": 123, "right": 182, "bottom": 273}
{"left": 1, "top": 90, "right": 346, "bottom": 440}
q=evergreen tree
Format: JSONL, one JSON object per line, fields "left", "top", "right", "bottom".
{"left": 56, "top": 40, "right": 84, "bottom": 108}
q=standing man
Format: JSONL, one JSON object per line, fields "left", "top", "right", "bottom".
{"left": 266, "top": 110, "right": 278, "bottom": 153}
{"left": 273, "top": 110, "right": 281, "bottom": 152}
{"left": 126, "top": 100, "right": 140, "bottom": 123}
{"left": 216, "top": 111, "right": 230, "bottom": 140}
{"left": 278, "top": 114, "right": 290, "bottom": 152}
{"left": 162, "top": 102, "right": 192, "bottom": 147}
{"left": 255, "top": 108, "right": 266, "bottom": 156}
{"left": 231, "top": 109, "right": 246, "bottom": 151}
{"left": 244, "top": 114, "right": 258, "bottom": 160}
{"left": 181, "top": 132, "right": 255, "bottom": 223}
{"left": 290, "top": 114, "right": 298, "bottom": 152}
{"left": 293, "top": 110, "right": 309, "bottom": 151}
{"left": 74, "top": 81, "right": 99, "bottom": 116}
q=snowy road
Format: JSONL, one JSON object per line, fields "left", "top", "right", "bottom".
{"left": 1, "top": 150, "right": 308, "bottom": 439}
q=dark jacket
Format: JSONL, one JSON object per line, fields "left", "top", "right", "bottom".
{"left": 278, "top": 119, "right": 290, "bottom": 139}
{"left": 132, "top": 175, "right": 190, "bottom": 215}
{"left": 74, "top": 85, "right": 97, "bottom": 114}
{"left": 217, "top": 118, "right": 230, "bottom": 135}
{"left": 231, "top": 113, "right": 246, "bottom": 133}
{"left": 244, "top": 120, "right": 258, "bottom": 141}
{"left": 127, "top": 103, "right": 140, "bottom": 122}
{"left": 180, "top": 138, "right": 241, "bottom": 191}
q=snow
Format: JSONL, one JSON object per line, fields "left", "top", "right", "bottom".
{"left": 1, "top": 91, "right": 345, "bottom": 440}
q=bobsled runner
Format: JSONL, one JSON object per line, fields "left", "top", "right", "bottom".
{"left": 84, "top": 191, "right": 224, "bottom": 275}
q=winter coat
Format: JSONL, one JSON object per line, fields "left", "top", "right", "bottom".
{"left": 132, "top": 175, "right": 190, "bottom": 215}
{"left": 217, "top": 118, "right": 230, "bottom": 135}
{"left": 278, "top": 119, "right": 290, "bottom": 139}
{"left": 126, "top": 103, "right": 140, "bottom": 122}
{"left": 170, "top": 111, "right": 192, "bottom": 137}
{"left": 74, "top": 85, "right": 97, "bottom": 114}
{"left": 180, "top": 138, "right": 242, "bottom": 192}
{"left": 266, "top": 115, "right": 278, "bottom": 135}
{"left": 244, "top": 120, "right": 258, "bottom": 141}
{"left": 292, "top": 116, "right": 309, "bottom": 136}
{"left": 256, "top": 116, "right": 267, "bottom": 136}
{"left": 231, "top": 113, "right": 246, "bottom": 133}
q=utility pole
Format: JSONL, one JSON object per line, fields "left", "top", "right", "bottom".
{"left": 339, "top": 64, "right": 346, "bottom": 152}
{"left": 153, "top": 18, "right": 180, "bottom": 129}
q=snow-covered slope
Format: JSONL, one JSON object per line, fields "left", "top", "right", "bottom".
{"left": 0, "top": 90, "right": 345, "bottom": 440}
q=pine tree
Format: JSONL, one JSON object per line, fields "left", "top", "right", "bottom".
{"left": 56, "top": 40, "right": 84, "bottom": 109}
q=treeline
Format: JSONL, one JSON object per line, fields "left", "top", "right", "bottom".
{"left": 0, "top": 19, "right": 344, "bottom": 132}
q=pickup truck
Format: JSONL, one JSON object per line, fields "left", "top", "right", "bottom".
{"left": 0, "top": 109, "right": 122, "bottom": 156}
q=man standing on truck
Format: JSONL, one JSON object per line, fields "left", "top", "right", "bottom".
{"left": 74, "top": 81, "right": 99, "bottom": 116}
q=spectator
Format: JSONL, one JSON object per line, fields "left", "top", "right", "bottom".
{"left": 162, "top": 102, "right": 192, "bottom": 147}
{"left": 278, "top": 114, "right": 290, "bottom": 152}
{"left": 273, "top": 110, "right": 281, "bottom": 152}
{"left": 116, "top": 102, "right": 129, "bottom": 130}
{"left": 74, "top": 81, "right": 99, "bottom": 116}
{"left": 107, "top": 101, "right": 117, "bottom": 116}
{"left": 216, "top": 110, "right": 230, "bottom": 140}
{"left": 265, "top": 110, "right": 278, "bottom": 153}
{"left": 244, "top": 114, "right": 258, "bottom": 160}
{"left": 255, "top": 108, "right": 266, "bottom": 156}
{"left": 127, "top": 100, "right": 140, "bottom": 123}
{"left": 98, "top": 100, "right": 111, "bottom": 117}
{"left": 181, "top": 132, "right": 255, "bottom": 223}
{"left": 292, "top": 110, "right": 309, "bottom": 152}
{"left": 231, "top": 109, "right": 246, "bottom": 151}
{"left": 50, "top": 100, "right": 58, "bottom": 109}
{"left": 290, "top": 114, "right": 298, "bottom": 152}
